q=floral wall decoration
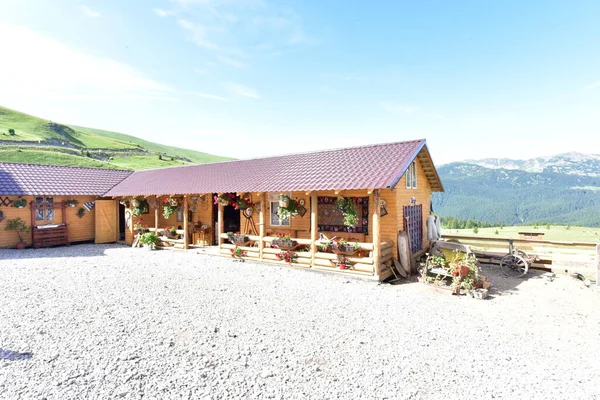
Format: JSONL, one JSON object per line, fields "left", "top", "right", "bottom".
{"left": 317, "top": 196, "right": 369, "bottom": 234}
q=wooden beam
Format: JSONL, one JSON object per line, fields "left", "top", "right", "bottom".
{"left": 367, "top": 189, "right": 373, "bottom": 194}
{"left": 334, "top": 190, "right": 340, "bottom": 195}
{"left": 259, "top": 192, "right": 266, "bottom": 260}
{"left": 154, "top": 196, "right": 159, "bottom": 232}
{"left": 372, "top": 189, "right": 382, "bottom": 279}
{"left": 217, "top": 200, "right": 224, "bottom": 250}
{"left": 310, "top": 192, "right": 318, "bottom": 268}
{"left": 183, "top": 195, "right": 189, "bottom": 250}
{"left": 305, "top": 191, "right": 312, "bottom": 196}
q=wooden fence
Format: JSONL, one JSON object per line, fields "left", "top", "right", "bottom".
{"left": 442, "top": 234, "right": 599, "bottom": 275}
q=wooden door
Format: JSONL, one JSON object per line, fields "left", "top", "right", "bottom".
{"left": 95, "top": 200, "right": 118, "bottom": 243}
{"left": 403, "top": 204, "right": 423, "bottom": 253}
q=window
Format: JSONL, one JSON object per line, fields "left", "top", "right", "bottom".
{"left": 269, "top": 192, "right": 290, "bottom": 227}
{"left": 35, "top": 197, "right": 54, "bottom": 221}
{"left": 406, "top": 161, "right": 417, "bottom": 189}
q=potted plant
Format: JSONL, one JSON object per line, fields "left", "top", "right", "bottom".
{"left": 278, "top": 198, "right": 298, "bottom": 222}
{"left": 230, "top": 246, "right": 247, "bottom": 261}
{"left": 65, "top": 199, "right": 79, "bottom": 208}
{"left": 330, "top": 238, "right": 360, "bottom": 255}
{"left": 279, "top": 194, "right": 290, "bottom": 208}
{"left": 233, "top": 196, "right": 253, "bottom": 211}
{"left": 214, "top": 193, "right": 235, "bottom": 207}
{"left": 227, "top": 231, "right": 249, "bottom": 246}
{"left": 12, "top": 197, "right": 27, "bottom": 209}
{"left": 276, "top": 249, "right": 298, "bottom": 263}
{"left": 4, "top": 217, "right": 30, "bottom": 249}
{"left": 139, "top": 232, "right": 158, "bottom": 250}
{"left": 132, "top": 198, "right": 148, "bottom": 217}
{"left": 272, "top": 233, "right": 297, "bottom": 249}
{"left": 169, "top": 226, "right": 178, "bottom": 238}
{"left": 134, "top": 219, "right": 149, "bottom": 234}
{"left": 335, "top": 197, "right": 358, "bottom": 227}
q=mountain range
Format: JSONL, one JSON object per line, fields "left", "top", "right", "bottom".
{"left": 432, "top": 153, "right": 600, "bottom": 227}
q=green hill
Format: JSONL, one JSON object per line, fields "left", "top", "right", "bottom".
{"left": 0, "top": 105, "right": 233, "bottom": 170}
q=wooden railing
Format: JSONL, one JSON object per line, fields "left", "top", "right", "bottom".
{"left": 218, "top": 233, "right": 393, "bottom": 276}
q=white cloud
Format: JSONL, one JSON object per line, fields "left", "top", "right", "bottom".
{"left": 176, "top": 19, "right": 220, "bottom": 50}
{"left": 583, "top": 80, "right": 600, "bottom": 91}
{"left": 153, "top": 8, "right": 175, "bottom": 17}
{"left": 217, "top": 54, "right": 246, "bottom": 68}
{"left": 189, "top": 91, "right": 228, "bottom": 101}
{"left": 79, "top": 5, "right": 101, "bottom": 18}
{"left": 224, "top": 83, "right": 261, "bottom": 99}
{"left": 0, "top": 23, "right": 173, "bottom": 104}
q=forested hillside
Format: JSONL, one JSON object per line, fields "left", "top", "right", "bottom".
{"left": 432, "top": 161, "right": 600, "bottom": 227}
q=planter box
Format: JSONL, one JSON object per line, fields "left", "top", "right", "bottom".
{"left": 331, "top": 244, "right": 358, "bottom": 256}
{"left": 230, "top": 236, "right": 250, "bottom": 246}
{"left": 272, "top": 239, "right": 297, "bottom": 249}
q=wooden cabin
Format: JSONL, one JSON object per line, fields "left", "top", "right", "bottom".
{"left": 0, "top": 140, "right": 444, "bottom": 281}
{"left": 0, "top": 163, "right": 131, "bottom": 248}
{"left": 104, "top": 139, "right": 444, "bottom": 281}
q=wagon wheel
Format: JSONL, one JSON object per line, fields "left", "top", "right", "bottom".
{"left": 500, "top": 254, "right": 528, "bottom": 277}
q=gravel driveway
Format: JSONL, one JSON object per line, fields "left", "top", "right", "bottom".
{"left": 1, "top": 244, "right": 599, "bottom": 399}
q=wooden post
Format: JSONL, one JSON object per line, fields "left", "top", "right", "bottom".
{"left": 310, "top": 192, "right": 318, "bottom": 268}
{"left": 259, "top": 193, "right": 266, "bottom": 260}
{"left": 183, "top": 195, "right": 189, "bottom": 250}
{"left": 372, "top": 189, "right": 382, "bottom": 278}
{"left": 217, "top": 198, "right": 224, "bottom": 249}
{"left": 596, "top": 244, "right": 600, "bottom": 287}
{"left": 154, "top": 196, "right": 159, "bottom": 232}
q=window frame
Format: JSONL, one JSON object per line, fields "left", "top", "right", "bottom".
{"left": 35, "top": 196, "right": 55, "bottom": 222}
{"left": 269, "top": 192, "right": 291, "bottom": 227}
{"left": 406, "top": 161, "right": 417, "bottom": 189}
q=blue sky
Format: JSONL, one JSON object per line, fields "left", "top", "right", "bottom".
{"left": 1, "top": 0, "right": 599, "bottom": 164}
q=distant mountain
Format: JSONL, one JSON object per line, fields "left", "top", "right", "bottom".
{"left": 432, "top": 153, "right": 600, "bottom": 227}
{"left": 463, "top": 152, "right": 600, "bottom": 176}
{"left": 0, "top": 105, "right": 233, "bottom": 170}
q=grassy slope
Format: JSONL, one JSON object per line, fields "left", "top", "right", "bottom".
{"left": 72, "top": 125, "right": 233, "bottom": 163}
{"left": 0, "top": 105, "right": 232, "bottom": 169}
{"left": 0, "top": 149, "right": 114, "bottom": 169}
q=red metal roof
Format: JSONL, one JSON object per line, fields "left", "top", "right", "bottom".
{"left": 0, "top": 162, "right": 132, "bottom": 196}
{"left": 105, "top": 140, "right": 442, "bottom": 196}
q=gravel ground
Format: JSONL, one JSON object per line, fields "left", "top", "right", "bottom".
{"left": 1, "top": 244, "right": 599, "bottom": 400}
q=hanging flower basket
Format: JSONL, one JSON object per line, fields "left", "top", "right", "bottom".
{"left": 12, "top": 198, "right": 27, "bottom": 209}
{"left": 279, "top": 194, "right": 290, "bottom": 208}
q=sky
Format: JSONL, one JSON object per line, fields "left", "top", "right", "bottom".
{"left": 0, "top": 0, "right": 599, "bottom": 165}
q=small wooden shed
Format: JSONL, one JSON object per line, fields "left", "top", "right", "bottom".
{"left": 0, "top": 163, "right": 131, "bottom": 248}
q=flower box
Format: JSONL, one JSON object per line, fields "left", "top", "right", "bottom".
{"left": 272, "top": 239, "right": 297, "bottom": 250}
{"left": 230, "top": 236, "right": 250, "bottom": 246}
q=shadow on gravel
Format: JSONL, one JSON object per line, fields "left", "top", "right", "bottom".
{"left": 0, "top": 243, "right": 128, "bottom": 261}
{"left": 0, "top": 349, "right": 33, "bottom": 361}
{"left": 479, "top": 264, "right": 551, "bottom": 298}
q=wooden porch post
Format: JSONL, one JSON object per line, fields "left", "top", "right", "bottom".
{"left": 154, "top": 196, "right": 159, "bottom": 232}
{"left": 217, "top": 196, "right": 224, "bottom": 249}
{"left": 183, "top": 195, "right": 189, "bottom": 250}
{"left": 372, "top": 189, "right": 382, "bottom": 277}
{"left": 259, "top": 193, "right": 266, "bottom": 260}
{"left": 310, "top": 192, "right": 318, "bottom": 268}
